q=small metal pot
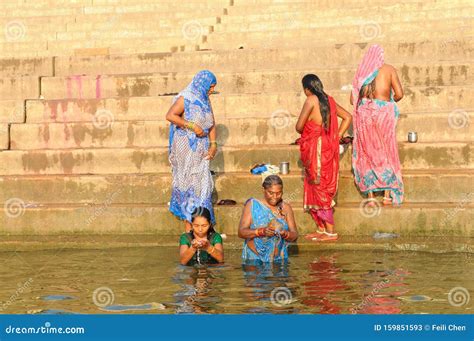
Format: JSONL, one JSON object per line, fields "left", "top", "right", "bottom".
{"left": 279, "top": 162, "right": 290, "bottom": 175}
{"left": 408, "top": 132, "right": 418, "bottom": 143}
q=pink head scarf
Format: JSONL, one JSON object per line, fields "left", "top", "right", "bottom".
{"left": 352, "top": 44, "right": 385, "bottom": 109}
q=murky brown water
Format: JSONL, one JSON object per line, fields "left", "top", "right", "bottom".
{"left": 0, "top": 244, "right": 472, "bottom": 314}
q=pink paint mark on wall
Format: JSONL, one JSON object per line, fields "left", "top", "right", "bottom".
{"left": 73, "top": 75, "right": 83, "bottom": 99}
{"left": 66, "top": 77, "right": 73, "bottom": 98}
{"left": 48, "top": 100, "right": 58, "bottom": 120}
{"left": 96, "top": 75, "right": 102, "bottom": 99}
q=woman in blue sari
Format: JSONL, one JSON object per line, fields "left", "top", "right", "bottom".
{"left": 238, "top": 175, "right": 299, "bottom": 262}
{"left": 166, "top": 70, "right": 218, "bottom": 232}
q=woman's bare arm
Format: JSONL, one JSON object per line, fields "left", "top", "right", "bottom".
{"left": 165, "top": 96, "right": 205, "bottom": 136}
{"left": 336, "top": 102, "right": 352, "bottom": 138}
{"left": 238, "top": 201, "right": 257, "bottom": 239}
{"left": 391, "top": 66, "right": 404, "bottom": 102}
{"left": 283, "top": 203, "right": 298, "bottom": 242}
{"left": 179, "top": 244, "right": 197, "bottom": 265}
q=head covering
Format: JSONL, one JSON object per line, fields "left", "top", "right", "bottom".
{"left": 351, "top": 45, "right": 384, "bottom": 109}
{"left": 169, "top": 70, "right": 217, "bottom": 153}
{"left": 175, "top": 70, "right": 217, "bottom": 117}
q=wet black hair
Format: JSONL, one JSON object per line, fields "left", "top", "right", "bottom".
{"left": 262, "top": 174, "right": 283, "bottom": 190}
{"left": 189, "top": 207, "right": 216, "bottom": 240}
{"left": 262, "top": 175, "right": 285, "bottom": 216}
{"left": 302, "top": 74, "right": 330, "bottom": 130}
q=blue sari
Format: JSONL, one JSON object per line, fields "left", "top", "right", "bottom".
{"left": 169, "top": 70, "right": 217, "bottom": 223}
{"left": 242, "top": 199, "right": 290, "bottom": 262}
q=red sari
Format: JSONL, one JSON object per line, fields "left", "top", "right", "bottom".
{"left": 299, "top": 95, "right": 339, "bottom": 227}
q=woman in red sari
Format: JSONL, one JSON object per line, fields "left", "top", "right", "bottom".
{"left": 296, "top": 74, "right": 352, "bottom": 241}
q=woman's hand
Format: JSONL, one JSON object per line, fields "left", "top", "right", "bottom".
{"left": 280, "top": 230, "right": 290, "bottom": 239}
{"left": 204, "top": 144, "right": 218, "bottom": 160}
{"left": 193, "top": 124, "right": 206, "bottom": 137}
{"left": 191, "top": 239, "right": 201, "bottom": 249}
{"left": 194, "top": 239, "right": 210, "bottom": 249}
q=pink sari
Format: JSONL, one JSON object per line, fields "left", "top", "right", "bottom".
{"left": 351, "top": 45, "right": 404, "bottom": 204}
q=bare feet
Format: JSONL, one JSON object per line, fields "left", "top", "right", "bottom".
{"left": 382, "top": 197, "right": 392, "bottom": 206}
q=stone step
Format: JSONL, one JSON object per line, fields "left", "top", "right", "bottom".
{"left": 0, "top": 44, "right": 199, "bottom": 59}
{"left": 0, "top": 100, "right": 24, "bottom": 123}
{"left": 0, "top": 142, "right": 471, "bottom": 175}
{"left": 0, "top": 202, "right": 471, "bottom": 236}
{"left": 0, "top": 3, "right": 228, "bottom": 18}
{"left": 25, "top": 87, "right": 474, "bottom": 124}
{"left": 39, "top": 63, "right": 473, "bottom": 100}
{"left": 222, "top": 0, "right": 472, "bottom": 25}
{"left": 205, "top": 19, "right": 473, "bottom": 49}
{"left": 219, "top": 6, "right": 472, "bottom": 29}
{"left": 53, "top": 39, "right": 473, "bottom": 76}
{"left": 0, "top": 57, "right": 53, "bottom": 78}
{"left": 0, "top": 75, "right": 39, "bottom": 100}
{"left": 10, "top": 112, "right": 474, "bottom": 151}
{"left": 0, "top": 25, "right": 215, "bottom": 43}
{"left": 225, "top": 0, "right": 473, "bottom": 16}
{"left": 1, "top": 170, "right": 471, "bottom": 205}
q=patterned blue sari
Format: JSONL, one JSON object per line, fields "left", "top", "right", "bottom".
{"left": 169, "top": 70, "right": 217, "bottom": 223}
{"left": 242, "top": 199, "right": 290, "bottom": 262}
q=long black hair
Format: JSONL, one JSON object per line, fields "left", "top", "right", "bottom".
{"left": 188, "top": 207, "right": 216, "bottom": 240}
{"left": 302, "top": 74, "right": 330, "bottom": 130}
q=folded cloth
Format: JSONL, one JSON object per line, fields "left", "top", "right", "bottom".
{"left": 250, "top": 163, "right": 267, "bottom": 174}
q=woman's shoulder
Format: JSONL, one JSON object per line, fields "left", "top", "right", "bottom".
{"left": 179, "top": 232, "right": 193, "bottom": 245}
{"left": 281, "top": 201, "right": 294, "bottom": 214}
{"left": 211, "top": 232, "right": 223, "bottom": 244}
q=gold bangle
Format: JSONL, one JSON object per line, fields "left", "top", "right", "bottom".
{"left": 185, "top": 121, "right": 194, "bottom": 130}
{"left": 209, "top": 141, "right": 218, "bottom": 146}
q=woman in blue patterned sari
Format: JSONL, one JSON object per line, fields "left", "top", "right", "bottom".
{"left": 166, "top": 70, "right": 218, "bottom": 232}
{"left": 238, "top": 175, "right": 299, "bottom": 262}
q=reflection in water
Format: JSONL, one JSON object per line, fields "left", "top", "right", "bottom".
{"left": 302, "top": 255, "right": 347, "bottom": 314}
{"left": 172, "top": 265, "right": 224, "bottom": 314}
{"left": 0, "top": 245, "right": 472, "bottom": 314}
{"left": 241, "top": 260, "right": 298, "bottom": 314}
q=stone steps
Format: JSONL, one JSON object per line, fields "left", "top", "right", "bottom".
{"left": 225, "top": 0, "right": 473, "bottom": 16}
{"left": 22, "top": 87, "right": 474, "bottom": 124}
{"left": 51, "top": 39, "right": 473, "bottom": 76}
{"left": 8, "top": 112, "right": 473, "bottom": 151}
{"left": 1, "top": 170, "right": 471, "bottom": 205}
{"left": 219, "top": 7, "right": 472, "bottom": 30}
{"left": 0, "top": 201, "right": 471, "bottom": 236}
{"left": 38, "top": 63, "right": 473, "bottom": 100}
{"left": 0, "top": 142, "right": 471, "bottom": 175}
{"left": 205, "top": 18, "right": 473, "bottom": 49}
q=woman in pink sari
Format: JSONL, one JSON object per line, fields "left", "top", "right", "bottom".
{"left": 351, "top": 45, "right": 404, "bottom": 206}
{"left": 296, "top": 74, "right": 352, "bottom": 241}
